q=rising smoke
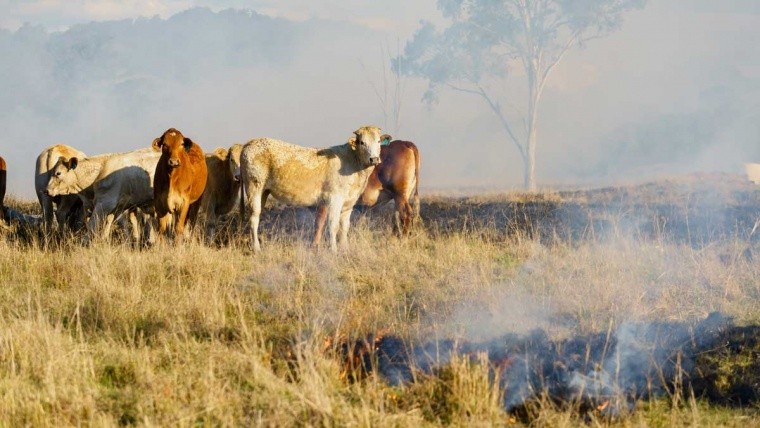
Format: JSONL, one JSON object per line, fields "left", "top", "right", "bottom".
{"left": 2, "top": 2, "right": 759, "bottom": 198}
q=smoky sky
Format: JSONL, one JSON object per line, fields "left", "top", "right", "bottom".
{"left": 1, "top": 0, "right": 759, "bottom": 198}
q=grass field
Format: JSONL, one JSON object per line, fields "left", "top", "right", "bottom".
{"left": 0, "top": 174, "right": 759, "bottom": 426}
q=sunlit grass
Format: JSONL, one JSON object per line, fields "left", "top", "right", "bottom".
{"left": 0, "top": 189, "right": 758, "bottom": 426}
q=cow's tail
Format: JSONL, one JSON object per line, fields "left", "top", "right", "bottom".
{"left": 410, "top": 142, "right": 421, "bottom": 222}
{"left": 239, "top": 177, "right": 246, "bottom": 233}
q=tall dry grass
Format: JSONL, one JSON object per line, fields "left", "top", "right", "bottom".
{"left": 0, "top": 196, "right": 758, "bottom": 426}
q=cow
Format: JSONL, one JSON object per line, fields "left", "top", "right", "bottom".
{"left": 240, "top": 125, "right": 390, "bottom": 252}
{"left": 46, "top": 152, "right": 149, "bottom": 243}
{"left": 86, "top": 146, "right": 162, "bottom": 242}
{"left": 199, "top": 144, "right": 243, "bottom": 241}
{"left": 46, "top": 153, "right": 113, "bottom": 214}
{"left": 153, "top": 128, "right": 208, "bottom": 243}
{"left": 356, "top": 140, "right": 421, "bottom": 235}
{"left": 35, "top": 144, "right": 87, "bottom": 233}
{"left": 0, "top": 156, "right": 6, "bottom": 224}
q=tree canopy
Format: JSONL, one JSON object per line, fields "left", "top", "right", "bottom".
{"left": 397, "top": 0, "right": 646, "bottom": 189}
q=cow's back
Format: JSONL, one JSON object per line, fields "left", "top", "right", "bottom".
{"left": 95, "top": 149, "right": 161, "bottom": 210}
{"left": 243, "top": 138, "right": 330, "bottom": 206}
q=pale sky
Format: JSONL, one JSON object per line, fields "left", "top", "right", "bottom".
{"left": 0, "top": 0, "right": 439, "bottom": 35}
{"left": 1, "top": 1, "right": 759, "bottom": 196}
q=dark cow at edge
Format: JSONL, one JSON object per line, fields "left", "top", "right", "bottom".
{"left": 0, "top": 156, "right": 6, "bottom": 223}
{"left": 356, "top": 139, "right": 421, "bottom": 235}
{"left": 153, "top": 128, "right": 208, "bottom": 243}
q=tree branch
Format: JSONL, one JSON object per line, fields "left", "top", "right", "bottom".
{"left": 538, "top": 30, "right": 580, "bottom": 93}
{"left": 446, "top": 82, "right": 527, "bottom": 161}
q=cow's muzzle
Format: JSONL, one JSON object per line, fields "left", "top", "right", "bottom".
{"left": 168, "top": 158, "right": 181, "bottom": 168}
{"left": 369, "top": 157, "right": 381, "bottom": 166}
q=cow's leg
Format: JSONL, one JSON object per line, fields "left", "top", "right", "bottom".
{"left": 128, "top": 210, "right": 141, "bottom": 244}
{"left": 101, "top": 213, "right": 116, "bottom": 241}
{"left": 313, "top": 205, "right": 328, "bottom": 248}
{"left": 86, "top": 205, "right": 101, "bottom": 240}
{"left": 88, "top": 200, "right": 114, "bottom": 242}
{"left": 326, "top": 198, "right": 343, "bottom": 253}
{"left": 338, "top": 207, "right": 352, "bottom": 248}
{"left": 39, "top": 193, "right": 54, "bottom": 234}
{"left": 60, "top": 197, "right": 85, "bottom": 234}
{"left": 247, "top": 190, "right": 263, "bottom": 252}
{"left": 142, "top": 211, "right": 156, "bottom": 247}
{"left": 157, "top": 211, "right": 172, "bottom": 242}
{"left": 203, "top": 209, "right": 217, "bottom": 245}
{"left": 185, "top": 200, "right": 202, "bottom": 242}
{"left": 54, "top": 196, "right": 72, "bottom": 234}
{"left": 395, "top": 195, "right": 414, "bottom": 236}
{"left": 174, "top": 203, "right": 190, "bottom": 245}
{"left": 411, "top": 187, "right": 421, "bottom": 222}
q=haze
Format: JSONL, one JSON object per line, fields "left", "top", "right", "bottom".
{"left": 1, "top": 0, "right": 759, "bottom": 198}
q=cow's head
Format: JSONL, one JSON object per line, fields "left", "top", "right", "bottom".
{"left": 348, "top": 126, "right": 390, "bottom": 167}
{"left": 154, "top": 128, "right": 193, "bottom": 168}
{"left": 45, "top": 156, "right": 79, "bottom": 197}
{"left": 228, "top": 144, "right": 244, "bottom": 182}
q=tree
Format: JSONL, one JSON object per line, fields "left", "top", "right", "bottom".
{"left": 361, "top": 40, "right": 405, "bottom": 136}
{"left": 396, "top": 0, "right": 646, "bottom": 190}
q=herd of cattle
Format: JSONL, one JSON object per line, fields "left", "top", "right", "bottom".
{"left": 0, "top": 125, "right": 421, "bottom": 251}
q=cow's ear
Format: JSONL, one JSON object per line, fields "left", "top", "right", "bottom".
{"left": 183, "top": 138, "right": 193, "bottom": 152}
{"left": 151, "top": 137, "right": 162, "bottom": 151}
{"left": 68, "top": 157, "right": 79, "bottom": 170}
{"left": 380, "top": 134, "right": 392, "bottom": 145}
{"left": 347, "top": 137, "right": 357, "bottom": 147}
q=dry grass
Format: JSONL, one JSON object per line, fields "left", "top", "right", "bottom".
{"left": 0, "top": 184, "right": 759, "bottom": 426}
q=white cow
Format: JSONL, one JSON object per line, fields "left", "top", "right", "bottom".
{"left": 85, "top": 146, "right": 162, "bottom": 242}
{"left": 240, "top": 125, "right": 389, "bottom": 252}
{"left": 46, "top": 153, "right": 113, "bottom": 213}
{"left": 46, "top": 151, "right": 152, "bottom": 243}
{"left": 34, "top": 144, "right": 87, "bottom": 233}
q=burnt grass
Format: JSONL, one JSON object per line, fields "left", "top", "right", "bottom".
{"left": 5, "top": 172, "right": 760, "bottom": 249}
{"left": 247, "top": 172, "right": 760, "bottom": 249}
{"left": 415, "top": 173, "right": 760, "bottom": 246}
{"left": 333, "top": 312, "right": 760, "bottom": 419}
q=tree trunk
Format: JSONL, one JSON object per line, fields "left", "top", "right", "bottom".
{"left": 524, "top": 121, "right": 537, "bottom": 191}
{"left": 524, "top": 65, "right": 540, "bottom": 191}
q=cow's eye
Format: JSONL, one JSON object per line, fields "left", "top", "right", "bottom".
{"left": 55, "top": 171, "right": 61, "bottom": 177}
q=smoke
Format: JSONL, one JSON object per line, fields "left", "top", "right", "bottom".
{"left": 336, "top": 312, "right": 760, "bottom": 416}
{"left": 2, "top": 2, "right": 759, "bottom": 196}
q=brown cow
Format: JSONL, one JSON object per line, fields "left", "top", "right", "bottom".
{"left": 153, "top": 128, "right": 208, "bottom": 243}
{"left": 199, "top": 144, "right": 243, "bottom": 241}
{"left": 0, "top": 156, "right": 6, "bottom": 224}
{"left": 357, "top": 140, "right": 421, "bottom": 235}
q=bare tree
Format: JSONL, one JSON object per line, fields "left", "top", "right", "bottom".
{"left": 396, "top": 0, "right": 646, "bottom": 190}
{"left": 362, "top": 39, "right": 405, "bottom": 136}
